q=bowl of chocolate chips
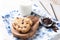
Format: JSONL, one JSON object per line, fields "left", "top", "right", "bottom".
{"left": 41, "top": 17, "right": 53, "bottom": 27}
{"left": 41, "top": 17, "right": 59, "bottom": 32}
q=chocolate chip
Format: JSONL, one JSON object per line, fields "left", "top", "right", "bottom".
{"left": 22, "top": 19, "right": 24, "bottom": 24}
{"left": 24, "top": 26, "right": 26, "bottom": 28}
{"left": 26, "top": 23, "right": 28, "bottom": 24}
{"left": 22, "top": 22, "right": 24, "bottom": 24}
{"left": 18, "top": 25, "right": 20, "bottom": 28}
{"left": 52, "top": 28, "right": 57, "bottom": 32}
{"left": 53, "top": 29, "right": 57, "bottom": 32}
{"left": 52, "top": 25, "right": 59, "bottom": 32}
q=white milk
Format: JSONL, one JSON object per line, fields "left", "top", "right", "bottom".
{"left": 20, "top": 0, "right": 33, "bottom": 16}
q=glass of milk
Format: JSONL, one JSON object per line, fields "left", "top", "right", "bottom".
{"left": 20, "top": 0, "right": 33, "bottom": 16}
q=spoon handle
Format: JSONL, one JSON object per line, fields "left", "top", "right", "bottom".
{"left": 39, "top": 1, "right": 51, "bottom": 15}
{"left": 50, "top": 3, "right": 58, "bottom": 21}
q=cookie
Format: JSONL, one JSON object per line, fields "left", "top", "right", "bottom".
{"left": 11, "top": 16, "right": 40, "bottom": 39}
{"left": 12, "top": 17, "right": 33, "bottom": 33}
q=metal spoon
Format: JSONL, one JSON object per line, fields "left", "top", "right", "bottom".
{"left": 50, "top": 3, "right": 58, "bottom": 21}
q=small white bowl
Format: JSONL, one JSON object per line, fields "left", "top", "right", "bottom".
{"left": 40, "top": 17, "right": 53, "bottom": 27}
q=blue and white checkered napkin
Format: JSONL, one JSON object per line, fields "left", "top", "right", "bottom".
{"left": 1, "top": 3, "right": 60, "bottom": 40}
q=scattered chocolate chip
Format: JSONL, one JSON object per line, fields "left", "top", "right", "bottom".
{"left": 51, "top": 25, "right": 58, "bottom": 32}
{"left": 52, "top": 27, "right": 57, "bottom": 32}
{"left": 53, "top": 29, "right": 57, "bottom": 32}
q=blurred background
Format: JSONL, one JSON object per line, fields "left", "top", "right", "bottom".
{"left": 0, "top": 0, "right": 60, "bottom": 20}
